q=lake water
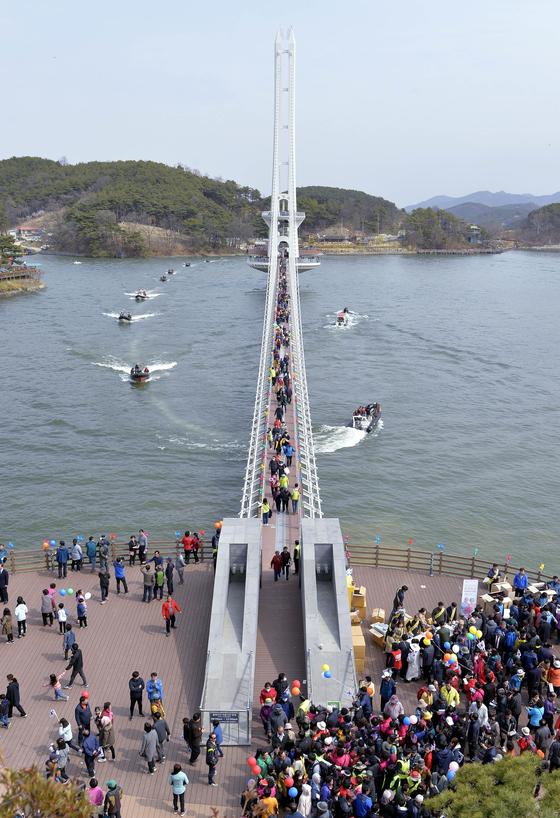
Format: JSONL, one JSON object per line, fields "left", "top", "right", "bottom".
{"left": 2, "top": 251, "right": 559, "bottom": 571}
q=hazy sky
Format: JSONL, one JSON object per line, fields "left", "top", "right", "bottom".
{"left": 4, "top": 0, "right": 559, "bottom": 207}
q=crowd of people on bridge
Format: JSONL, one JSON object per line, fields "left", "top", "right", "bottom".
{"left": 242, "top": 572, "right": 560, "bottom": 818}
{"left": 261, "top": 260, "right": 300, "bottom": 524}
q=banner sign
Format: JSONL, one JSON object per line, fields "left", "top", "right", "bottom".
{"left": 460, "top": 579, "right": 479, "bottom": 616}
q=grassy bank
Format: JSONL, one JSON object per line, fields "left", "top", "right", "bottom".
{"left": 0, "top": 278, "right": 46, "bottom": 296}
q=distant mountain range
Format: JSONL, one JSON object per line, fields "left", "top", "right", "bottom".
{"left": 445, "top": 202, "right": 538, "bottom": 232}
{"left": 405, "top": 190, "right": 560, "bottom": 212}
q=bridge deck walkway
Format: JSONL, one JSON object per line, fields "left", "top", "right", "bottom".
{"left": 252, "top": 329, "right": 306, "bottom": 737}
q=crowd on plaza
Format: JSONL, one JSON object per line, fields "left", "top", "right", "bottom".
{"left": 0, "top": 529, "right": 224, "bottom": 815}
{"left": 242, "top": 571, "right": 560, "bottom": 818}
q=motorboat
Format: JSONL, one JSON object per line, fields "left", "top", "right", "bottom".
{"left": 336, "top": 307, "right": 350, "bottom": 326}
{"left": 130, "top": 363, "right": 150, "bottom": 382}
{"left": 135, "top": 289, "right": 148, "bottom": 301}
{"left": 184, "top": 262, "right": 191, "bottom": 267}
{"left": 347, "top": 403, "right": 381, "bottom": 432}
{"left": 205, "top": 259, "right": 211, "bottom": 263}
{"left": 160, "top": 275, "right": 167, "bottom": 282}
{"left": 167, "top": 268, "right": 175, "bottom": 274}
{"left": 118, "top": 311, "right": 132, "bottom": 322}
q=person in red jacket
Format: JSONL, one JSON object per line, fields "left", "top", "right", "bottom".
{"left": 270, "top": 552, "right": 284, "bottom": 582}
{"left": 181, "top": 531, "right": 193, "bottom": 565}
{"left": 260, "top": 682, "right": 277, "bottom": 705}
{"left": 162, "top": 596, "right": 181, "bottom": 637}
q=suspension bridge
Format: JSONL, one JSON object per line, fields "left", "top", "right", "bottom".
{"left": 200, "top": 29, "right": 356, "bottom": 744}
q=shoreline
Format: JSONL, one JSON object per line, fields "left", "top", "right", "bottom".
{"left": 0, "top": 278, "right": 46, "bottom": 297}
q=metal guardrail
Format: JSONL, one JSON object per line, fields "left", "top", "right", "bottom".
{"left": 239, "top": 253, "right": 278, "bottom": 518}
{"left": 348, "top": 542, "right": 557, "bottom": 586}
{"left": 288, "top": 254, "right": 322, "bottom": 518}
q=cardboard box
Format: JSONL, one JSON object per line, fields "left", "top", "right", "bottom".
{"left": 352, "top": 596, "right": 366, "bottom": 610}
{"left": 355, "top": 658, "right": 365, "bottom": 673}
{"left": 371, "top": 608, "right": 385, "bottom": 625}
{"left": 370, "top": 622, "right": 387, "bottom": 648}
{"left": 355, "top": 606, "right": 366, "bottom": 619}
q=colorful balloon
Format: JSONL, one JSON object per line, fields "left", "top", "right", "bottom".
{"left": 324, "top": 671, "right": 332, "bottom": 678}
{"left": 293, "top": 680, "right": 301, "bottom": 688}
{"left": 409, "top": 715, "right": 418, "bottom": 724}
{"left": 67, "top": 588, "right": 73, "bottom": 595}
{"left": 285, "top": 777, "right": 294, "bottom": 788}
{"left": 288, "top": 787, "right": 298, "bottom": 797}
{"left": 81, "top": 690, "right": 89, "bottom": 699}
{"left": 467, "top": 632, "right": 475, "bottom": 640}
{"left": 443, "top": 642, "right": 451, "bottom": 650}
{"left": 452, "top": 645, "right": 460, "bottom": 654}
{"left": 322, "top": 664, "right": 330, "bottom": 672}
{"left": 469, "top": 626, "right": 477, "bottom": 634}
{"left": 449, "top": 761, "right": 459, "bottom": 772}
{"left": 84, "top": 592, "right": 91, "bottom": 600}
{"left": 403, "top": 717, "right": 410, "bottom": 725}
{"left": 447, "top": 770, "right": 456, "bottom": 780}
{"left": 248, "top": 757, "right": 257, "bottom": 767}
{"left": 252, "top": 765, "right": 261, "bottom": 775}
{"left": 49, "top": 540, "right": 56, "bottom": 546}
{"left": 215, "top": 523, "right": 220, "bottom": 529}
{"left": 60, "top": 589, "right": 66, "bottom": 596}
{"left": 476, "top": 630, "right": 482, "bottom": 639}
{"left": 292, "top": 687, "right": 300, "bottom": 696}
{"left": 43, "top": 543, "right": 50, "bottom": 549}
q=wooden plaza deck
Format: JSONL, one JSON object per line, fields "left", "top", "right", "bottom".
{"left": 3, "top": 556, "right": 556, "bottom": 818}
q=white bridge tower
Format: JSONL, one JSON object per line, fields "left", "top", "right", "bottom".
{"left": 248, "top": 29, "right": 320, "bottom": 274}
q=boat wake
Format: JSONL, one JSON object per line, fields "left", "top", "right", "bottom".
{"left": 324, "top": 310, "right": 370, "bottom": 330}
{"left": 314, "top": 420, "right": 383, "bottom": 453}
{"left": 93, "top": 360, "right": 177, "bottom": 381}
{"left": 103, "top": 312, "right": 159, "bottom": 321}
{"left": 124, "top": 291, "right": 163, "bottom": 298}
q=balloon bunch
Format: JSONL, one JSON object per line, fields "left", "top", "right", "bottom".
{"left": 322, "top": 664, "right": 332, "bottom": 679}
{"left": 291, "top": 679, "right": 301, "bottom": 696}
{"left": 247, "top": 757, "right": 261, "bottom": 775}
{"left": 214, "top": 521, "right": 223, "bottom": 530}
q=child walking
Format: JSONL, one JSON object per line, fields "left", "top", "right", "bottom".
{"left": 63, "top": 624, "right": 76, "bottom": 660}
{"left": 57, "top": 603, "right": 69, "bottom": 634}
{"left": 1, "top": 608, "right": 13, "bottom": 644}
{"left": 77, "top": 596, "right": 88, "bottom": 629}
{"left": 14, "top": 596, "right": 28, "bottom": 637}
{"left": 44, "top": 672, "right": 68, "bottom": 701}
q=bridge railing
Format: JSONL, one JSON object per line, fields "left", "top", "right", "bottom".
{"left": 288, "top": 255, "right": 323, "bottom": 518}
{"left": 239, "top": 254, "right": 278, "bottom": 518}
{"left": 348, "top": 542, "right": 556, "bottom": 586}
{"left": 4, "top": 540, "right": 214, "bottom": 574}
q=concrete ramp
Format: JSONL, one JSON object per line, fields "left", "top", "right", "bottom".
{"left": 300, "top": 518, "right": 357, "bottom": 708}
{"left": 199, "top": 518, "right": 261, "bottom": 745}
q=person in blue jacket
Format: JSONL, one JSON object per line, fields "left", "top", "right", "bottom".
{"left": 56, "top": 541, "right": 69, "bottom": 579}
{"left": 513, "top": 568, "right": 528, "bottom": 598}
{"left": 211, "top": 718, "right": 224, "bottom": 757}
{"left": 113, "top": 558, "right": 129, "bottom": 595}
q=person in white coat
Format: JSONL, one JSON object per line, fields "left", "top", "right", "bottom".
{"left": 406, "top": 641, "right": 422, "bottom": 682}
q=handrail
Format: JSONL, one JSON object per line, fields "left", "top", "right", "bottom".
{"left": 199, "top": 650, "right": 212, "bottom": 709}
{"left": 347, "top": 542, "right": 557, "bottom": 586}
{"left": 4, "top": 539, "right": 214, "bottom": 575}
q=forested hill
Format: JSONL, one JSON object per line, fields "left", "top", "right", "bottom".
{"left": 296, "top": 185, "right": 402, "bottom": 233}
{"left": 0, "top": 156, "right": 265, "bottom": 256}
{"left": 0, "top": 157, "right": 404, "bottom": 256}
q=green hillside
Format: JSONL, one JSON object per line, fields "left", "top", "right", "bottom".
{"left": 0, "top": 157, "right": 264, "bottom": 256}
{"left": 296, "top": 185, "right": 402, "bottom": 233}
{"left": 0, "top": 158, "right": 405, "bottom": 256}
